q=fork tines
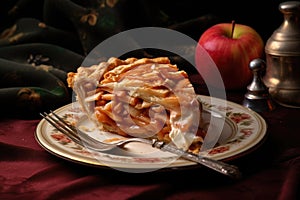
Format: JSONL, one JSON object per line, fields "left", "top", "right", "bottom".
{"left": 40, "top": 111, "right": 82, "bottom": 145}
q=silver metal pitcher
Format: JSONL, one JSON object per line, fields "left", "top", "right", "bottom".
{"left": 264, "top": 1, "right": 300, "bottom": 108}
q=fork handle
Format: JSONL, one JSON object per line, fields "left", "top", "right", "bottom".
{"left": 151, "top": 139, "right": 242, "bottom": 179}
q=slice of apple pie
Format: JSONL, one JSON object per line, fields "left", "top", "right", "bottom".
{"left": 67, "top": 57, "right": 205, "bottom": 152}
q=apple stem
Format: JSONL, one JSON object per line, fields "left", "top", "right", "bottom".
{"left": 230, "top": 20, "right": 235, "bottom": 39}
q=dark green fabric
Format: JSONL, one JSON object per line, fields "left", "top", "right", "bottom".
{"left": 0, "top": 0, "right": 283, "bottom": 118}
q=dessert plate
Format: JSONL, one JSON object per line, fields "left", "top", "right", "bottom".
{"left": 35, "top": 95, "right": 267, "bottom": 172}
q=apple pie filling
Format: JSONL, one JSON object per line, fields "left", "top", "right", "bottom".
{"left": 67, "top": 57, "right": 206, "bottom": 152}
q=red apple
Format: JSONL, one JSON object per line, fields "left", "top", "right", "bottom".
{"left": 195, "top": 21, "right": 264, "bottom": 90}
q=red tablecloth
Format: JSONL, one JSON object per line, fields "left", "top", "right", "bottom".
{"left": 1, "top": 92, "right": 300, "bottom": 200}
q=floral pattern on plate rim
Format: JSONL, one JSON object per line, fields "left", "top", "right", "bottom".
{"left": 201, "top": 101, "right": 255, "bottom": 155}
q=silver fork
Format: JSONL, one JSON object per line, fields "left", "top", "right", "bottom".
{"left": 40, "top": 111, "right": 242, "bottom": 179}
{"left": 40, "top": 111, "right": 151, "bottom": 151}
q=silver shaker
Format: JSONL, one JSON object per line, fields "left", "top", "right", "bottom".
{"left": 264, "top": 1, "right": 300, "bottom": 108}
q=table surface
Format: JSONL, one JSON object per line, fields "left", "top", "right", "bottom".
{"left": 1, "top": 89, "right": 300, "bottom": 200}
